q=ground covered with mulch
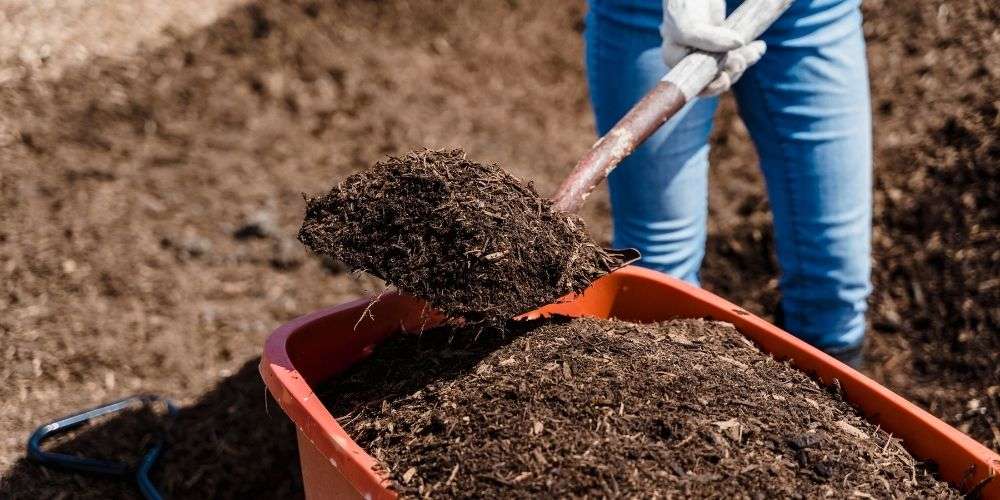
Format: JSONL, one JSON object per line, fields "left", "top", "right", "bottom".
{"left": 299, "top": 149, "right": 626, "bottom": 322}
{"left": 1, "top": 0, "right": 996, "bottom": 497}
{"left": 322, "top": 317, "right": 957, "bottom": 498}
{"left": 699, "top": 0, "right": 999, "bottom": 448}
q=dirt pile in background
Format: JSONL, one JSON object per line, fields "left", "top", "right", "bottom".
{"left": 863, "top": 0, "right": 999, "bottom": 443}
{"left": 299, "top": 149, "right": 625, "bottom": 322}
{"left": 322, "top": 317, "right": 957, "bottom": 498}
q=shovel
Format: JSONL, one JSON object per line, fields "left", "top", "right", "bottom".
{"left": 553, "top": 0, "right": 792, "bottom": 216}
{"left": 548, "top": 0, "right": 793, "bottom": 282}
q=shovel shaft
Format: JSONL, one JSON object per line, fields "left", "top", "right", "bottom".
{"left": 551, "top": 0, "right": 793, "bottom": 214}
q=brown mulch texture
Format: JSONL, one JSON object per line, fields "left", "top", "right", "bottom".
{"left": 1, "top": 0, "right": 996, "bottom": 497}
{"left": 321, "top": 317, "right": 957, "bottom": 498}
{"left": 299, "top": 148, "right": 626, "bottom": 323}
{"left": 699, "top": 0, "right": 999, "bottom": 449}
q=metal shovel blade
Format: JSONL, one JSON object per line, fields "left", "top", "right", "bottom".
{"left": 607, "top": 247, "right": 642, "bottom": 272}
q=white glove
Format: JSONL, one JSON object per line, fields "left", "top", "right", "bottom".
{"left": 661, "top": 0, "right": 767, "bottom": 96}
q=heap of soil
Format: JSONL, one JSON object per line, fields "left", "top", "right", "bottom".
{"left": 321, "top": 318, "right": 958, "bottom": 498}
{"left": 299, "top": 149, "right": 627, "bottom": 322}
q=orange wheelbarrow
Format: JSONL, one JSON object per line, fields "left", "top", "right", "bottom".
{"left": 260, "top": 266, "right": 1000, "bottom": 499}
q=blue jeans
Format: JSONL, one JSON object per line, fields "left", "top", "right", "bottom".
{"left": 586, "top": 0, "right": 872, "bottom": 351}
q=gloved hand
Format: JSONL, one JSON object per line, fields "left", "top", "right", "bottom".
{"left": 661, "top": 0, "right": 767, "bottom": 96}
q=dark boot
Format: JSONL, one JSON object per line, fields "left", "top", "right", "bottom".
{"left": 821, "top": 343, "right": 866, "bottom": 371}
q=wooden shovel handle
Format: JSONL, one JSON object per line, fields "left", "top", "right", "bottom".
{"left": 551, "top": 0, "right": 793, "bottom": 213}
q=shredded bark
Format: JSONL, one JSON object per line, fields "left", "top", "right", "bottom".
{"left": 320, "top": 318, "right": 959, "bottom": 498}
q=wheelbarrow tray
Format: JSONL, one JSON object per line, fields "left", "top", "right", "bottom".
{"left": 260, "top": 265, "right": 999, "bottom": 499}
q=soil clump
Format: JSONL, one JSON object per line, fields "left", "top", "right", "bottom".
{"left": 299, "top": 149, "right": 627, "bottom": 323}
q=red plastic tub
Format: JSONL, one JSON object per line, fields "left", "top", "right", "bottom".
{"left": 260, "top": 266, "right": 999, "bottom": 499}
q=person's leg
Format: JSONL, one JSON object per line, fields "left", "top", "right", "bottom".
{"left": 586, "top": 0, "right": 717, "bottom": 285}
{"left": 731, "top": 0, "right": 873, "bottom": 354}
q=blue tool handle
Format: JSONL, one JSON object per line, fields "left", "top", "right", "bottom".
{"left": 136, "top": 438, "right": 166, "bottom": 500}
{"left": 27, "top": 394, "right": 176, "bottom": 499}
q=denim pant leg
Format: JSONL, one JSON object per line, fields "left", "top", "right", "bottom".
{"left": 585, "top": 7, "right": 718, "bottom": 285}
{"left": 732, "top": 0, "right": 873, "bottom": 351}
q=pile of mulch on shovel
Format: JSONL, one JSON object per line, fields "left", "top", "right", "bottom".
{"left": 298, "top": 149, "right": 627, "bottom": 323}
{"left": 320, "top": 318, "right": 960, "bottom": 498}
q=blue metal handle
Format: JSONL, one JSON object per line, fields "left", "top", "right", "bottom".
{"left": 27, "top": 394, "right": 176, "bottom": 499}
{"left": 136, "top": 436, "right": 166, "bottom": 500}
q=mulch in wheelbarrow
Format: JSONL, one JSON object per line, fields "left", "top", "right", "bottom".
{"left": 319, "top": 317, "right": 958, "bottom": 498}
{"left": 298, "top": 149, "right": 627, "bottom": 324}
